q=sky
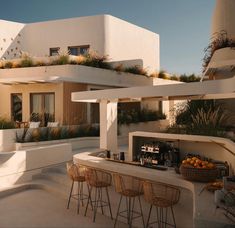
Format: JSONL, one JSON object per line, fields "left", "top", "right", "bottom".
{"left": 0, "top": 0, "right": 215, "bottom": 75}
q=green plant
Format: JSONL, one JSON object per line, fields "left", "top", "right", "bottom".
{"left": 158, "top": 70, "right": 169, "bottom": 79}
{"left": 4, "top": 61, "right": 13, "bottom": 69}
{"left": 20, "top": 57, "right": 33, "bottom": 67}
{"left": 169, "top": 100, "right": 231, "bottom": 137}
{"left": 118, "top": 109, "right": 166, "bottom": 125}
{"left": 203, "top": 30, "right": 235, "bottom": 71}
{"left": 124, "top": 65, "right": 148, "bottom": 76}
{"left": 179, "top": 74, "right": 200, "bottom": 83}
{"left": 0, "top": 117, "right": 15, "bottom": 129}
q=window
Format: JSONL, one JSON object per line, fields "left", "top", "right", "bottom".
{"left": 30, "top": 93, "right": 55, "bottom": 126}
{"left": 49, "top": 47, "right": 60, "bottom": 56}
{"left": 68, "top": 45, "right": 89, "bottom": 56}
{"left": 11, "top": 94, "right": 22, "bottom": 121}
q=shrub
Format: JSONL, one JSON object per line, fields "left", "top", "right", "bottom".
{"left": 203, "top": 30, "right": 235, "bottom": 71}
{"left": 158, "top": 70, "right": 169, "bottom": 79}
{"left": 124, "top": 65, "right": 148, "bottom": 76}
{"left": 168, "top": 100, "right": 231, "bottom": 137}
{"left": 20, "top": 57, "right": 33, "bottom": 67}
{"left": 118, "top": 109, "right": 166, "bottom": 125}
{"left": 4, "top": 61, "right": 13, "bottom": 69}
{"left": 0, "top": 117, "right": 15, "bottom": 129}
{"left": 114, "top": 64, "right": 124, "bottom": 72}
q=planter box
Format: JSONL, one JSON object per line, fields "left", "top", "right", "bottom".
{"left": 15, "top": 135, "right": 128, "bottom": 151}
{"left": 16, "top": 137, "right": 100, "bottom": 151}
{"left": 0, "top": 129, "right": 16, "bottom": 152}
{"left": 119, "top": 120, "right": 169, "bottom": 136}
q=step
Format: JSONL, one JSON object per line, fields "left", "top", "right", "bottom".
{"left": 42, "top": 164, "right": 67, "bottom": 175}
{"left": 33, "top": 172, "right": 70, "bottom": 187}
{"left": 31, "top": 178, "right": 69, "bottom": 200}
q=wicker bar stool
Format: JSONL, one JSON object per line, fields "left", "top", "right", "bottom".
{"left": 113, "top": 173, "right": 145, "bottom": 228}
{"left": 84, "top": 167, "right": 113, "bottom": 222}
{"left": 66, "top": 162, "right": 88, "bottom": 214}
{"left": 142, "top": 181, "right": 180, "bottom": 228}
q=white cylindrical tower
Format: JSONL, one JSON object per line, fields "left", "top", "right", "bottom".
{"left": 211, "top": 0, "right": 235, "bottom": 39}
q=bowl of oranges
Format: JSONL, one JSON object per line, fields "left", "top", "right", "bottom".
{"left": 180, "top": 156, "right": 218, "bottom": 182}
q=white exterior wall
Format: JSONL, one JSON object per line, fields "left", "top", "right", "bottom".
{"left": 20, "top": 15, "right": 105, "bottom": 57}
{"left": 0, "top": 15, "right": 159, "bottom": 73}
{"left": 105, "top": 15, "right": 159, "bottom": 73}
{"left": 0, "top": 20, "right": 25, "bottom": 59}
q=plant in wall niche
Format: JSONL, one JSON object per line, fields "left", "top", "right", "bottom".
{"left": 203, "top": 30, "right": 235, "bottom": 71}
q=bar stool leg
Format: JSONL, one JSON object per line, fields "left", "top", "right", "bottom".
{"left": 105, "top": 186, "right": 113, "bottom": 219}
{"left": 85, "top": 186, "right": 92, "bottom": 216}
{"left": 93, "top": 187, "right": 98, "bottom": 222}
{"left": 77, "top": 181, "right": 81, "bottom": 214}
{"left": 126, "top": 196, "right": 129, "bottom": 225}
{"left": 171, "top": 205, "right": 176, "bottom": 228}
{"left": 80, "top": 182, "right": 84, "bottom": 206}
{"left": 146, "top": 204, "right": 152, "bottom": 228}
{"left": 138, "top": 196, "right": 145, "bottom": 228}
{"left": 114, "top": 195, "right": 123, "bottom": 228}
{"left": 129, "top": 197, "right": 135, "bottom": 228}
{"left": 67, "top": 180, "right": 74, "bottom": 209}
{"left": 100, "top": 188, "right": 104, "bottom": 215}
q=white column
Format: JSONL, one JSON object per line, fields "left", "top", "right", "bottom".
{"left": 99, "top": 100, "right": 118, "bottom": 153}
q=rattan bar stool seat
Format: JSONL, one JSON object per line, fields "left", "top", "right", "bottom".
{"left": 66, "top": 162, "right": 89, "bottom": 214}
{"left": 152, "top": 197, "right": 171, "bottom": 208}
{"left": 84, "top": 167, "right": 113, "bottom": 222}
{"left": 143, "top": 180, "right": 181, "bottom": 228}
{"left": 113, "top": 173, "right": 145, "bottom": 228}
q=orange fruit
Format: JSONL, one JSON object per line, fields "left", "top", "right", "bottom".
{"left": 186, "top": 158, "right": 191, "bottom": 163}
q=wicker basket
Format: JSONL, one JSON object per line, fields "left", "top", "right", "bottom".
{"left": 180, "top": 165, "right": 218, "bottom": 182}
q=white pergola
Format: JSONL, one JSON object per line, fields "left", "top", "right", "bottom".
{"left": 72, "top": 77, "right": 235, "bottom": 152}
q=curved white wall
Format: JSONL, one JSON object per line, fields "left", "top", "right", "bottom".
{"left": 211, "top": 0, "right": 235, "bottom": 39}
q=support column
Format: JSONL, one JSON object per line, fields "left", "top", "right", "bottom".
{"left": 99, "top": 100, "right": 118, "bottom": 153}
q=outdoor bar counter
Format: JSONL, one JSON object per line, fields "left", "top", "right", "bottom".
{"left": 73, "top": 150, "right": 234, "bottom": 228}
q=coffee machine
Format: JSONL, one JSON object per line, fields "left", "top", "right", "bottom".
{"left": 139, "top": 141, "right": 180, "bottom": 167}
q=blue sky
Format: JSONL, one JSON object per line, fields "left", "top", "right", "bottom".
{"left": 0, "top": 0, "right": 215, "bottom": 75}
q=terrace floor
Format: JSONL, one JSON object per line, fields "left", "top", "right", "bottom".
{"left": 0, "top": 188, "right": 127, "bottom": 228}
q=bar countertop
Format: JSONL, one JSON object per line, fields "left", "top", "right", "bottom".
{"left": 73, "top": 150, "right": 234, "bottom": 227}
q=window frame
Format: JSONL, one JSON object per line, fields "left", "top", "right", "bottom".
{"left": 68, "top": 45, "right": 90, "bottom": 56}
{"left": 30, "top": 92, "right": 55, "bottom": 125}
{"left": 49, "top": 47, "right": 60, "bottom": 56}
{"left": 11, "top": 93, "right": 23, "bottom": 121}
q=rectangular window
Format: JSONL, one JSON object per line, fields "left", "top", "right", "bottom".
{"left": 11, "top": 94, "right": 22, "bottom": 121}
{"left": 49, "top": 47, "right": 60, "bottom": 56}
{"left": 30, "top": 93, "right": 55, "bottom": 126}
{"left": 68, "top": 45, "right": 89, "bottom": 56}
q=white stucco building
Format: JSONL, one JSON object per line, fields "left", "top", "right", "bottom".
{"left": 0, "top": 14, "right": 159, "bottom": 72}
{"left": 0, "top": 15, "right": 167, "bottom": 126}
